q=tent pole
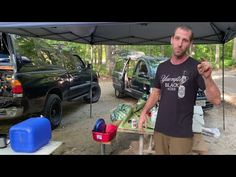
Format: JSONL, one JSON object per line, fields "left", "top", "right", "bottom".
{"left": 219, "top": 28, "right": 233, "bottom": 131}
{"left": 222, "top": 43, "right": 225, "bottom": 130}
{"left": 90, "top": 45, "right": 93, "bottom": 118}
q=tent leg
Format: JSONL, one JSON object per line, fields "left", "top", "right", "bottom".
{"left": 90, "top": 45, "right": 93, "bottom": 118}
{"left": 222, "top": 44, "right": 225, "bottom": 130}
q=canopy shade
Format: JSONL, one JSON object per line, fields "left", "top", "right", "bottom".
{"left": 0, "top": 22, "right": 232, "bottom": 129}
{"left": 0, "top": 22, "right": 236, "bottom": 45}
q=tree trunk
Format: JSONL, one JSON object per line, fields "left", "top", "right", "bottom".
{"left": 98, "top": 45, "right": 103, "bottom": 65}
{"left": 94, "top": 46, "right": 98, "bottom": 64}
{"left": 232, "top": 37, "right": 236, "bottom": 61}
{"left": 106, "top": 45, "right": 115, "bottom": 76}
{"left": 106, "top": 45, "right": 112, "bottom": 64}
{"left": 90, "top": 45, "right": 93, "bottom": 64}
{"left": 215, "top": 44, "right": 220, "bottom": 69}
{"left": 209, "top": 45, "right": 212, "bottom": 62}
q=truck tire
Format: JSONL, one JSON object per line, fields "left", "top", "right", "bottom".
{"left": 84, "top": 83, "right": 101, "bottom": 103}
{"left": 43, "top": 94, "right": 62, "bottom": 130}
{"left": 115, "top": 89, "right": 124, "bottom": 98}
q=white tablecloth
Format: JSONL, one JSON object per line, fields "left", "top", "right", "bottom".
{"left": 0, "top": 141, "right": 62, "bottom": 155}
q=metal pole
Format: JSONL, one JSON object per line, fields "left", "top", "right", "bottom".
{"left": 139, "top": 134, "right": 144, "bottom": 155}
{"left": 101, "top": 144, "right": 105, "bottom": 155}
{"left": 148, "top": 135, "right": 153, "bottom": 152}
{"left": 222, "top": 44, "right": 225, "bottom": 130}
{"left": 90, "top": 45, "right": 93, "bottom": 118}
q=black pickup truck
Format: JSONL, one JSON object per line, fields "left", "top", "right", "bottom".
{"left": 0, "top": 32, "right": 101, "bottom": 129}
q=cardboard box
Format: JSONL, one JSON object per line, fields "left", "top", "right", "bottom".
{"left": 192, "top": 133, "right": 208, "bottom": 155}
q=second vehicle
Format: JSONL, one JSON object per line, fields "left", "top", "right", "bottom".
{"left": 112, "top": 51, "right": 213, "bottom": 111}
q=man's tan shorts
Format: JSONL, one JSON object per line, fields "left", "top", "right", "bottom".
{"left": 153, "top": 131, "right": 193, "bottom": 155}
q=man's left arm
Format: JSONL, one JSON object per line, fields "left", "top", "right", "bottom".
{"left": 197, "top": 61, "right": 221, "bottom": 105}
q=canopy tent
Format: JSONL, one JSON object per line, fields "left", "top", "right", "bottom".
{"left": 1, "top": 22, "right": 236, "bottom": 129}
{"left": 0, "top": 22, "right": 236, "bottom": 45}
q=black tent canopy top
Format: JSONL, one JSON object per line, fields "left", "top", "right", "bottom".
{"left": 0, "top": 22, "right": 235, "bottom": 45}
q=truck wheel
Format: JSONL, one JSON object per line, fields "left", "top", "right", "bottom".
{"left": 43, "top": 94, "right": 62, "bottom": 130}
{"left": 84, "top": 83, "right": 101, "bottom": 103}
{"left": 115, "top": 89, "right": 123, "bottom": 98}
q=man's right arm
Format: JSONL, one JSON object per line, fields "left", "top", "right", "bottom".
{"left": 138, "top": 88, "right": 160, "bottom": 130}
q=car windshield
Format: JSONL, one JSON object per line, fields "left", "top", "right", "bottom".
{"left": 148, "top": 57, "right": 169, "bottom": 77}
{"left": 147, "top": 59, "right": 160, "bottom": 77}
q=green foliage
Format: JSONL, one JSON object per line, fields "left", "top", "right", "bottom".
{"left": 193, "top": 44, "right": 215, "bottom": 61}
{"left": 164, "top": 45, "right": 172, "bottom": 57}
{"left": 221, "top": 58, "right": 236, "bottom": 67}
{"left": 93, "top": 64, "right": 109, "bottom": 77}
{"left": 211, "top": 58, "right": 236, "bottom": 69}
{"left": 13, "top": 36, "right": 52, "bottom": 61}
{"left": 115, "top": 45, "right": 171, "bottom": 57}
{"left": 14, "top": 35, "right": 236, "bottom": 74}
{"left": 45, "top": 40, "right": 90, "bottom": 61}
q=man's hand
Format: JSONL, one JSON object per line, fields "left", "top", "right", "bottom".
{"left": 138, "top": 112, "right": 148, "bottom": 131}
{"left": 197, "top": 58, "right": 221, "bottom": 106}
{"left": 197, "top": 58, "right": 212, "bottom": 79}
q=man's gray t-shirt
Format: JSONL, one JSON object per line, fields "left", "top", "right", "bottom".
{"left": 153, "top": 57, "right": 205, "bottom": 138}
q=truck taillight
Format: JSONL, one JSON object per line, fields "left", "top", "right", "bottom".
{"left": 11, "top": 80, "right": 23, "bottom": 94}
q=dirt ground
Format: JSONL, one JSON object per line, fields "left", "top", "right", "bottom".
{"left": 1, "top": 70, "right": 236, "bottom": 155}
{"left": 51, "top": 78, "right": 141, "bottom": 155}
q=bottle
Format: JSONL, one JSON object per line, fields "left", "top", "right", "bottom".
{"left": 131, "top": 119, "right": 137, "bottom": 129}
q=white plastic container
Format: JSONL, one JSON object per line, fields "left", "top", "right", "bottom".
{"left": 192, "top": 106, "right": 204, "bottom": 133}
{"left": 150, "top": 106, "right": 158, "bottom": 127}
{"left": 131, "top": 119, "right": 137, "bottom": 129}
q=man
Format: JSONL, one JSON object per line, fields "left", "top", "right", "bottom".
{"left": 138, "top": 25, "right": 221, "bottom": 155}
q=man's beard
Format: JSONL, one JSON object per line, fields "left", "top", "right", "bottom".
{"left": 174, "top": 49, "right": 187, "bottom": 59}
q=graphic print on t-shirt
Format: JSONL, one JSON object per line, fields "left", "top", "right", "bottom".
{"left": 160, "top": 70, "right": 189, "bottom": 98}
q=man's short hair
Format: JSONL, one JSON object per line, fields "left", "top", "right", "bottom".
{"left": 173, "top": 25, "right": 194, "bottom": 41}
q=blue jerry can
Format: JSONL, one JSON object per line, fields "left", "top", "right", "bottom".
{"left": 9, "top": 117, "right": 51, "bottom": 152}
